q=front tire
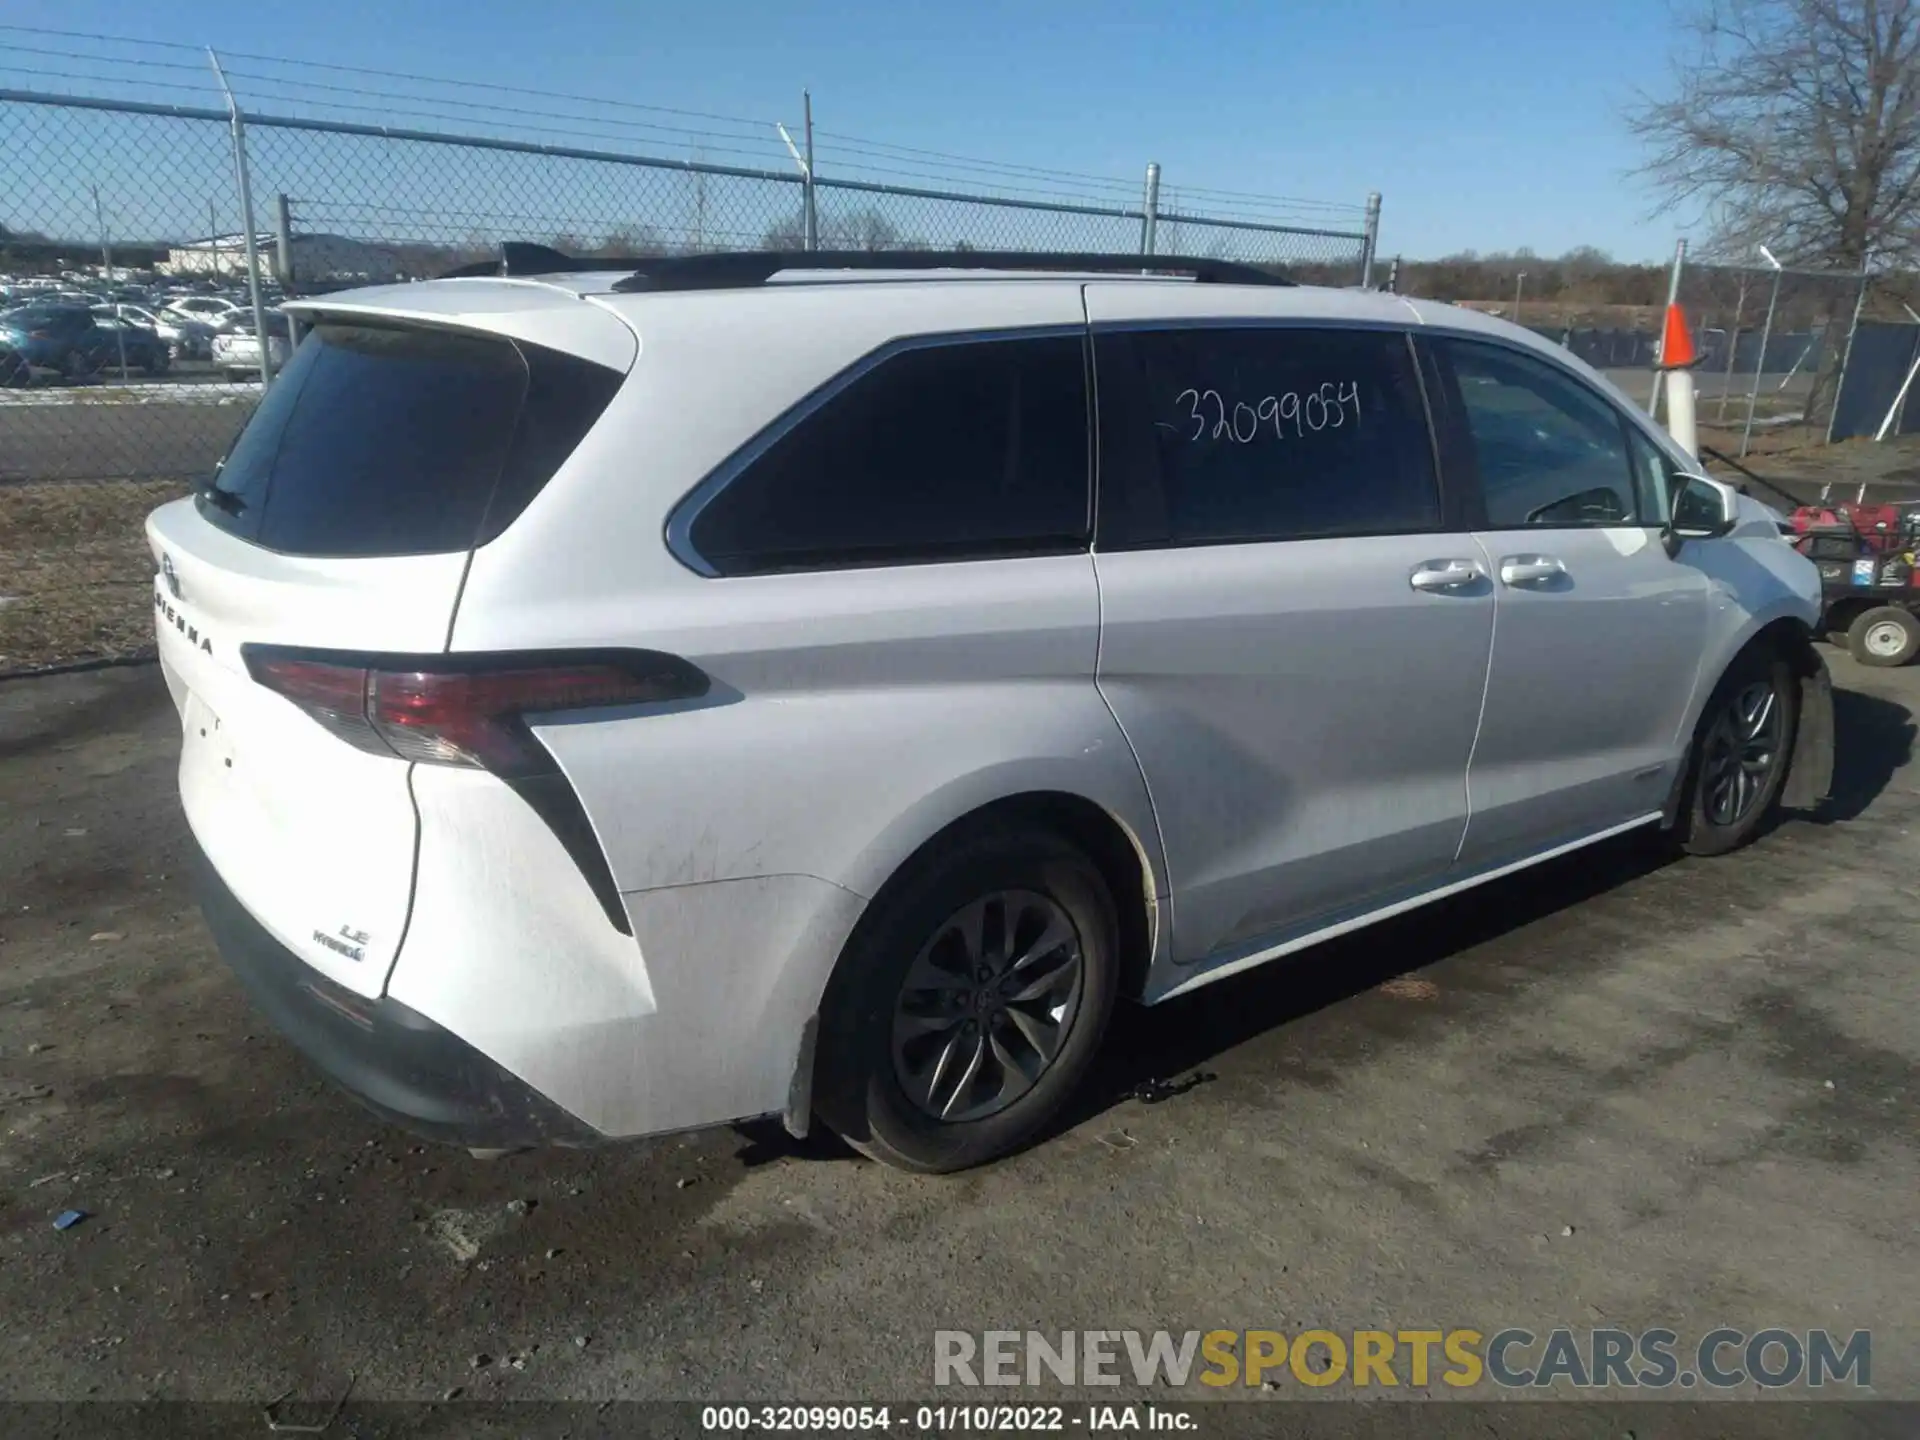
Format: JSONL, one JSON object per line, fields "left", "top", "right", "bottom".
{"left": 815, "top": 826, "right": 1120, "bottom": 1173}
{"left": 1675, "top": 646, "right": 1798, "bottom": 857}
{"left": 1846, "top": 605, "right": 1920, "bottom": 667}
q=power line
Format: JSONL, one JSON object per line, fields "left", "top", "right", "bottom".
{"left": 814, "top": 129, "right": 1145, "bottom": 192}
{"left": 816, "top": 147, "right": 1141, "bottom": 201}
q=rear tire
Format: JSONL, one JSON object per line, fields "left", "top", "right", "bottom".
{"left": 1675, "top": 645, "right": 1799, "bottom": 857}
{"left": 1846, "top": 605, "right": 1920, "bottom": 667}
{"left": 815, "top": 825, "right": 1119, "bottom": 1173}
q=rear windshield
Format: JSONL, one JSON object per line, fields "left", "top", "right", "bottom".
{"left": 199, "top": 322, "right": 623, "bottom": 557}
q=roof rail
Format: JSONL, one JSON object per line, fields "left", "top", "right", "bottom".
{"left": 438, "top": 241, "right": 642, "bottom": 279}
{"left": 436, "top": 243, "right": 1293, "bottom": 290}
{"left": 609, "top": 250, "right": 1293, "bottom": 292}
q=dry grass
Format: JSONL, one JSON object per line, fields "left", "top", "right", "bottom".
{"left": 0, "top": 481, "right": 184, "bottom": 674}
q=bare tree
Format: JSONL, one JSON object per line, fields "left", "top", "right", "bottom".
{"left": 759, "top": 204, "right": 901, "bottom": 252}
{"left": 1630, "top": 0, "right": 1920, "bottom": 266}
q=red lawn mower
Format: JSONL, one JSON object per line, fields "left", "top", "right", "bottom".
{"left": 1789, "top": 495, "right": 1920, "bottom": 665}
{"left": 1711, "top": 446, "right": 1920, "bottom": 666}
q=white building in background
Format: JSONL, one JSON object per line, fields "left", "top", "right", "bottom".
{"left": 161, "top": 232, "right": 404, "bottom": 284}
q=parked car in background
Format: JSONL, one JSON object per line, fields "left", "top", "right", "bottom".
{"left": 211, "top": 310, "right": 293, "bottom": 378}
{"left": 148, "top": 250, "right": 1833, "bottom": 1174}
{"left": 0, "top": 302, "right": 169, "bottom": 380}
{"left": 97, "top": 303, "right": 214, "bottom": 361}
{"left": 166, "top": 295, "right": 246, "bottom": 326}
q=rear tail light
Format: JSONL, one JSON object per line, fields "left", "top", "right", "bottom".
{"left": 242, "top": 647, "right": 708, "bottom": 778}
{"left": 243, "top": 647, "right": 707, "bottom": 937}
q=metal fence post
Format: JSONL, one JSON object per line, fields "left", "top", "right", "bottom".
{"left": 802, "top": 90, "right": 818, "bottom": 253}
{"left": 1360, "top": 191, "right": 1381, "bottom": 288}
{"left": 1825, "top": 258, "right": 1872, "bottom": 443}
{"left": 1648, "top": 237, "right": 1686, "bottom": 414}
{"left": 206, "top": 48, "right": 274, "bottom": 385}
{"left": 275, "top": 192, "right": 304, "bottom": 349}
{"left": 1140, "top": 161, "right": 1160, "bottom": 256}
{"left": 91, "top": 185, "right": 128, "bottom": 381}
{"left": 1741, "top": 257, "right": 1784, "bottom": 458}
{"left": 274, "top": 192, "right": 293, "bottom": 287}
{"left": 1716, "top": 271, "right": 1749, "bottom": 422}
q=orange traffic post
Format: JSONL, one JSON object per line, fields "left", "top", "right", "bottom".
{"left": 1659, "top": 303, "right": 1700, "bottom": 460}
{"left": 1657, "top": 303, "right": 1699, "bottom": 370}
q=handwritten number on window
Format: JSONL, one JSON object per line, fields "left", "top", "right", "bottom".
{"left": 1174, "top": 382, "right": 1362, "bottom": 443}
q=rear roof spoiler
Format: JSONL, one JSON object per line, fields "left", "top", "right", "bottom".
{"left": 438, "top": 243, "right": 1294, "bottom": 291}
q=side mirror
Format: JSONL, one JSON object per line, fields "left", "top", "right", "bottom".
{"left": 1665, "top": 472, "right": 1739, "bottom": 556}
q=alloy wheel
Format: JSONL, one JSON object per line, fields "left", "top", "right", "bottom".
{"left": 1701, "top": 678, "right": 1783, "bottom": 828}
{"left": 890, "top": 890, "right": 1086, "bottom": 1123}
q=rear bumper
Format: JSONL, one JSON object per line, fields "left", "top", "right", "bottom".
{"left": 191, "top": 838, "right": 601, "bottom": 1149}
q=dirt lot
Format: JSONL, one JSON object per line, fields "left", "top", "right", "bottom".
{"left": 0, "top": 482, "right": 181, "bottom": 674}
{"left": 0, "top": 652, "right": 1916, "bottom": 1428}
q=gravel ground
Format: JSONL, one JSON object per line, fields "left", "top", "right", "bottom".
{"left": 0, "top": 657, "right": 1915, "bottom": 1431}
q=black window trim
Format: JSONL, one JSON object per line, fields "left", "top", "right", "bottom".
{"left": 1421, "top": 329, "right": 1678, "bottom": 533}
{"left": 1088, "top": 319, "right": 1461, "bottom": 553}
{"left": 664, "top": 324, "right": 1093, "bottom": 578}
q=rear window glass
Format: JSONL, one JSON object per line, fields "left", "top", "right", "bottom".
{"left": 199, "top": 322, "right": 621, "bottom": 557}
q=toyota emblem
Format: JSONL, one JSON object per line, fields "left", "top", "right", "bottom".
{"left": 161, "top": 553, "right": 182, "bottom": 600}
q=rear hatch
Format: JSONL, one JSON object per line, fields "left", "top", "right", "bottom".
{"left": 150, "top": 299, "right": 632, "bottom": 998}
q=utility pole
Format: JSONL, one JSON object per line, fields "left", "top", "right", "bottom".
{"left": 1513, "top": 271, "right": 1527, "bottom": 328}
{"left": 93, "top": 185, "right": 128, "bottom": 380}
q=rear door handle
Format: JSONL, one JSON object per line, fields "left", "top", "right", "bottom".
{"left": 1409, "top": 558, "right": 1487, "bottom": 593}
{"left": 1498, "top": 555, "right": 1568, "bottom": 587}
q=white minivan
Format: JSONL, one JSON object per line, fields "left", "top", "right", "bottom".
{"left": 149, "top": 250, "right": 1832, "bottom": 1172}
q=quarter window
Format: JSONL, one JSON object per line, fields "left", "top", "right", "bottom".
{"left": 1095, "top": 326, "right": 1440, "bottom": 548}
{"left": 1444, "top": 340, "right": 1640, "bottom": 527}
{"left": 686, "top": 335, "right": 1090, "bottom": 576}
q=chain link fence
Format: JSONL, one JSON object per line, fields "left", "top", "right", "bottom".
{"left": 0, "top": 65, "right": 1370, "bottom": 669}
{"left": 1, "top": 89, "right": 1373, "bottom": 492}
{"left": 1670, "top": 260, "right": 1868, "bottom": 453}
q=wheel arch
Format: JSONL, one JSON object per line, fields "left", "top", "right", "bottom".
{"left": 838, "top": 788, "right": 1161, "bottom": 1003}
{"left": 1664, "top": 614, "right": 1833, "bottom": 825}
{"left": 794, "top": 786, "right": 1161, "bottom": 1145}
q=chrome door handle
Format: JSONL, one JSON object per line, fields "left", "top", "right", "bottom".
{"left": 1498, "top": 555, "right": 1568, "bottom": 587}
{"left": 1409, "top": 558, "right": 1487, "bottom": 593}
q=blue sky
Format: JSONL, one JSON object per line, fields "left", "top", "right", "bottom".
{"left": 38, "top": 0, "right": 1686, "bottom": 261}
